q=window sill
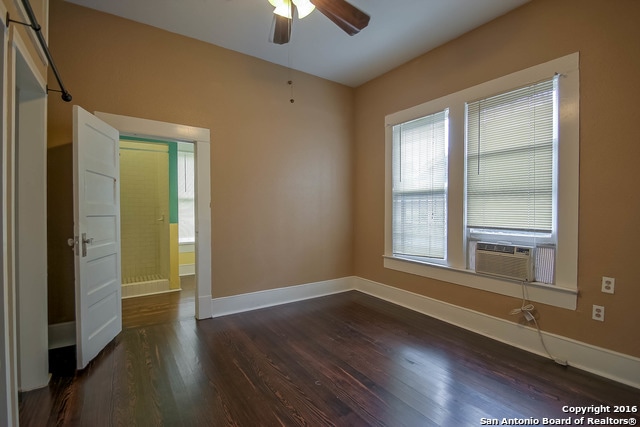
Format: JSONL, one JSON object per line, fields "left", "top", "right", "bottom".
{"left": 383, "top": 255, "right": 577, "bottom": 310}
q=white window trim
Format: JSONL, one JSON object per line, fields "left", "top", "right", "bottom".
{"left": 384, "top": 52, "right": 579, "bottom": 310}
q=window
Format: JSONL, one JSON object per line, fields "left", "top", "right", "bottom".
{"left": 384, "top": 53, "right": 579, "bottom": 310}
{"left": 392, "top": 111, "right": 448, "bottom": 260}
{"left": 466, "top": 78, "right": 555, "bottom": 238}
{"left": 466, "top": 78, "right": 557, "bottom": 283}
{"left": 177, "top": 144, "right": 195, "bottom": 243}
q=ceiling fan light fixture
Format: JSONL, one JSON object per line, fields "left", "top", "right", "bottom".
{"left": 268, "top": 0, "right": 370, "bottom": 45}
{"left": 270, "top": 0, "right": 293, "bottom": 19}
{"left": 292, "top": 0, "right": 315, "bottom": 18}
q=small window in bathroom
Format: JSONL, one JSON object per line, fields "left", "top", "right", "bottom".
{"left": 178, "top": 143, "right": 195, "bottom": 244}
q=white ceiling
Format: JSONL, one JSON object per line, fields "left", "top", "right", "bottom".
{"left": 64, "top": 0, "right": 530, "bottom": 87}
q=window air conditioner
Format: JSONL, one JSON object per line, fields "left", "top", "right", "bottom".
{"left": 475, "top": 242, "right": 534, "bottom": 282}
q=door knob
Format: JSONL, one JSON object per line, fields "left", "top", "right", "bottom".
{"left": 67, "top": 236, "right": 79, "bottom": 254}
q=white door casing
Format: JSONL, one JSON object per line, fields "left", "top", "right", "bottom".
{"left": 73, "top": 106, "right": 122, "bottom": 369}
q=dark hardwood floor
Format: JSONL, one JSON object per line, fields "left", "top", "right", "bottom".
{"left": 121, "top": 275, "right": 195, "bottom": 329}
{"left": 19, "top": 289, "right": 640, "bottom": 426}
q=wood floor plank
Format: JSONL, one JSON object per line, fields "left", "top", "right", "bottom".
{"left": 19, "top": 290, "right": 640, "bottom": 426}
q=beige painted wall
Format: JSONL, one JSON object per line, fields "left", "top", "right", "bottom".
{"left": 47, "top": 144, "right": 74, "bottom": 324}
{"left": 47, "top": 0, "right": 354, "bottom": 312}
{"left": 353, "top": 0, "right": 640, "bottom": 357}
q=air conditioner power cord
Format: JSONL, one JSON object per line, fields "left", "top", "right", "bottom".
{"left": 511, "top": 282, "right": 568, "bottom": 367}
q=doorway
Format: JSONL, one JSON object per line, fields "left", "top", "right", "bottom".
{"left": 119, "top": 138, "right": 197, "bottom": 325}
{"left": 13, "top": 36, "right": 49, "bottom": 392}
{"left": 0, "top": 21, "right": 52, "bottom": 426}
{"left": 119, "top": 138, "right": 173, "bottom": 297}
{"left": 95, "top": 112, "right": 212, "bottom": 320}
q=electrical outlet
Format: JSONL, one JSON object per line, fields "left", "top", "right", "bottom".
{"left": 592, "top": 305, "right": 605, "bottom": 322}
{"left": 601, "top": 276, "right": 615, "bottom": 294}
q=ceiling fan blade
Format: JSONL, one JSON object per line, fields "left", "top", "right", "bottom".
{"left": 310, "top": 0, "right": 370, "bottom": 36}
{"left": 270, "top": 14, "right": 292, "bottom": 44}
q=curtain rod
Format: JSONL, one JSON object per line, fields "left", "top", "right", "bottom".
{"left": 7, "top": 0, "right": 72, "bottom": 102}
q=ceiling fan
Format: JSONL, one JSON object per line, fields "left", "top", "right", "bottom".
{"left": 268, "top": 0, "right": 370, "bottom": 45}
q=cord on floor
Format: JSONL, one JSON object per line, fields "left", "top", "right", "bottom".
{"left": 510, "top": 282, "right": 568, "bottom": 367}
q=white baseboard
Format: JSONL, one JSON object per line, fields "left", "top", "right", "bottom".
{"left": 196, "top": 293, "right": 213, "bottom": 320}
{"left": 210, "top": 277, "right": 355, "bottom": 318}
{"left": 208, "top": 276, "right": 639, "bottom": 389}
{"left": 48, "top": 321, "right": 76, "bottom": 349}
{"left": 352, "top": 276, "right": 640, "bottom": 390}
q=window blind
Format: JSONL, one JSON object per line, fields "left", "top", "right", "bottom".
{"left": 466, "top": 77, "right": 556, "bottom": 234}
{"left": 392, "top": 110, "right": 448, "bottom": 259}
{"left": 178, "top": 150, "right": 196, "bottom": 243}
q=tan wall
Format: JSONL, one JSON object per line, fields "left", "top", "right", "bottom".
{"left": 47, "top": 144, "right": 75, "bottom": 324}
{"left": 353, "top": 0, "right": 640, "bottom": 357}
{"left": 47, "top": 0, "right": 354, "bottom": 315}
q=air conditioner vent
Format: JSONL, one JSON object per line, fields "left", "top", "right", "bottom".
{"left": 475, "top": 242, "right": 534, "bottom": 282}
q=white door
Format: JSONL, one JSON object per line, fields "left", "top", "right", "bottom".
{"left": 72, "top": 106, "right": 122, "bottom": 369}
